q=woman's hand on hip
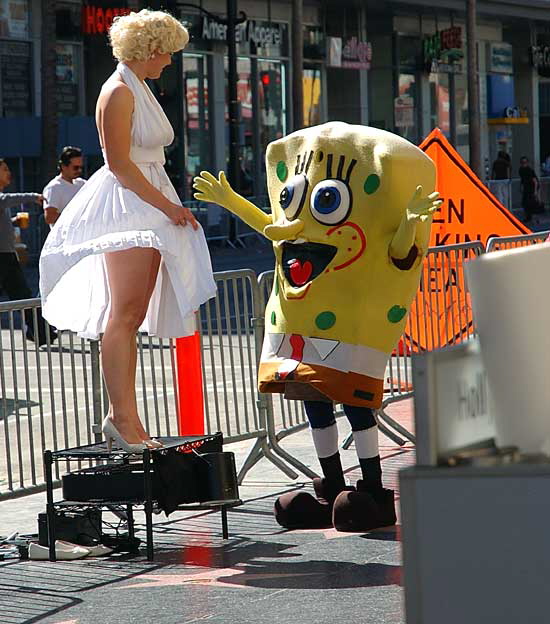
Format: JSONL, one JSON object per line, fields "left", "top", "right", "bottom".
{"left": 164, "top": 201, "right": 199, "bottom": 230}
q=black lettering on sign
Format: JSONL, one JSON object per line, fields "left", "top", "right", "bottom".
{"left": 419, "top": 265, "right": 459, "bottom": 293}
{"left": 432, "top": 198, "right": 445, "bottom": 223}
{"left": 435, "top": 232, "right": 489, "bottom": 246}
{"left": 448, "top": 198, "right": 465, "bottom": 224}
{"left": 431, "top": 198, "right": 465, "bottom": 224}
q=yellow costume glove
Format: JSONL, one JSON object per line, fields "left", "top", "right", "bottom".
{"left": 389, "top": 185, "right": 442, "bottom": 260}
{"left": 193, "top": 171, "right": 271, "bottom": 235}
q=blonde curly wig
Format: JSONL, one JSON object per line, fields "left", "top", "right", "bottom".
{"left": 109, "top": 9, "right": 189, "bottom": 62}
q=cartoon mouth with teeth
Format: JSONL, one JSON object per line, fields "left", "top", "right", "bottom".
{"left": 193, "top": 121, "right": 438, "bottom": 408}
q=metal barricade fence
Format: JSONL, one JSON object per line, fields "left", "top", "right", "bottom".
{"left": 0, "top": 268, "right": 297, "bottom": 500}
{"left": 197, "top": 270, "right": 261, "bottom": 443}
{"left": 9, "top": 236, "right": 542, "bottom": 499}
{"left": 487, "top": 231, "right": 550, "bottom": 252}
{"left": 485, "top": 177, "right": 550, "bottom": 216}
{"left": 199, "top": 269, "right": 299, "bottom": 481}
{"left": 0, "top": 299, "right": 102, "bottom": 499}
{"left": 0, "top": 297, "right": 183, "bottom": 500}
{"left": 257, "top": 242, "right": 484, "bottom": 462}
{"left": 342, "top": 241, "right": 486, "bottom": 449}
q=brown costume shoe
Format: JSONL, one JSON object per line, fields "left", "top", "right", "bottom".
{"left": 274, "top": 479, "right": 353, "bottom": 529}
{"left": 332, "top": 480, "right": 396, "bottom": 532}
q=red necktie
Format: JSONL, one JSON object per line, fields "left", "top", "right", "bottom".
{"left": 289, "top": 334, "right": 305, "bottom": 361}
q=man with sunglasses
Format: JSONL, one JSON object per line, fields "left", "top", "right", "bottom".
{"left": 43, "top": 146, "right": 86, "bottom": 227}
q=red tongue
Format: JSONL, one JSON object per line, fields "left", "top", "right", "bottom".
{"left": 289, "top": 260, "right": 313, "bottom": 286}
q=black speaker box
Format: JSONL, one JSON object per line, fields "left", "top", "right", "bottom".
{"left": 38, "top": 509, "right": 102, "bottom": 547}
{"left": 62, "top": 464, "right": 160, "bottom": 502}
{"left": 60, "top": 450, "right": 239, "bottom": 511}
{"left": 195, "top": 452, "right": 239, "bottom": 502}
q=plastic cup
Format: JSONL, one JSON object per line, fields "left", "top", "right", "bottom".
{"left": 16, "top": 212, "right": 29, "bottom": 228}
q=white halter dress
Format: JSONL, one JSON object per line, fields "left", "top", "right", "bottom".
{"left": 39, "top": 63, "right": 216, "bottom": 339}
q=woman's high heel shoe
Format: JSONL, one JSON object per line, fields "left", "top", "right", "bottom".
{"left": 102, "top": 416, "right": 147, "bottom": 453}
{"left": 144, "top": 438, "right": 163, "bottom": 449}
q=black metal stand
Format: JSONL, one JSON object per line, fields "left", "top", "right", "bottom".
{"left": 42, "top": 436, "right": 242, "bottom": 562}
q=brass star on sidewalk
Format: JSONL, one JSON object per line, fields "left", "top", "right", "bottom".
{"left": 118, "top": 567, "right": 321, "bottom": 589}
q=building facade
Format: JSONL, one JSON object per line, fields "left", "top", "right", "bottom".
{"left": 1, "top": 0, "right": 550, "bottom": 201}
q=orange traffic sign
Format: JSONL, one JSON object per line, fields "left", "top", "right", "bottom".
{"left": 405, "top": 253, "right": 474, "bottom": 352}
{"left": 420, "top": 128, "right": 531, "bottom": 247}
{"left": 401, "top": 129, "right": 531, "bottom": 352}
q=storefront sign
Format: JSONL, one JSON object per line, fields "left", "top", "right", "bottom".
{"left": 185, "top": 15, "right": 288, "bottom": 56}
{"left": 488, "top": 42, "right": 513, "bottom": 74}
{"left": 342, "top": 37, "right": 372, "bottom": 69}
{"left": 530, "top": 45, "right": 550, "bottom": 77}
{"left": 200, "top": 16, "right": 283, "bottom": 49}
{"left": 423, "top": 26, "right": 463, "bottom": 73}
{"left": 81, "top": 5, "right": 131, "bottom": 35}
{"left": 326, "top": 36, "right": 372, "bottom": 69}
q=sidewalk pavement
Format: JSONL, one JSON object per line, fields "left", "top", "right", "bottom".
{"left": 0, "top": 400, "right": 415, "bottom": 624}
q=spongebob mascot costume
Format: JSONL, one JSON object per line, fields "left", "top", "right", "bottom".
{"left": 194, "top": 122, "right": 440, "bottom": 531}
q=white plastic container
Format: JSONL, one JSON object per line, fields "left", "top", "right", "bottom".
{"left": 465, "top": 243, "right": 550, "bottom": 455}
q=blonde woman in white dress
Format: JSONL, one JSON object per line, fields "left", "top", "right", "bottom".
{"left": 39, "top": 10, "right": 216, "bottom": 451}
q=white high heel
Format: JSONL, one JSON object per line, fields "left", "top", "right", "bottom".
{"left": 102, "top": 416, "right": 147, "bottom": 453}
{"left": 144, "top": 438, "right": 163, "bottom": 449}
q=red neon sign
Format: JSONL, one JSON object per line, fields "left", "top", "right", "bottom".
{"left": 81, "top": 6, "right": 131, "bottom": 35}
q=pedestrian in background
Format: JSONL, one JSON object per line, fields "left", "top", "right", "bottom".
{"left": 491, "top": 150, "right": 511, "bottom": 208}
{"left": 0, "top": 158, "right": 54, "bottom": 345}
{"left": 42, "top": 146, "right": 86, "bottom": 227}
{"left": 519, "top": 156, "right": 542, "bottom": 223}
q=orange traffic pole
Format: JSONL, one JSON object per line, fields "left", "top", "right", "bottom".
{"left": 175, "top": 330, "right": 205, "bottom": 435}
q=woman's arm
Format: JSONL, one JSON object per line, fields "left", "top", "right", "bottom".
{"left": 99, "top": 82, "right": 197, "bottom": 228}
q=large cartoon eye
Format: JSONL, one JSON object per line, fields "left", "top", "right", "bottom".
{"left": 310, "top": 179, "right": 352, "bottom": 225}
{"left": 279, "top": 174, "right": 308, "bottom": 220}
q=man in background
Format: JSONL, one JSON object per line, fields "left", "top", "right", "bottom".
{"left": 0, "top": 158, "right": 54, "bottom": 345}
{"left": 43, "top": 146, "right": 86, "bottom": 227}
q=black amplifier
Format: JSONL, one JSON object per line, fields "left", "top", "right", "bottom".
{"left": 61, "top": 451, "right": 239, "bottom": 510}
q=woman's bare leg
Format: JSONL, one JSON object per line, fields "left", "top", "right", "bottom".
{"left": 102, "top": 247, "right": 161, "bottom": 444}
{"left": 129, "top": 254, "right": 161, "bottom": 441}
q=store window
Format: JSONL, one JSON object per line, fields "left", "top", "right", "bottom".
{"left": 56, "top": 2, "right": 82, "bottom": 40}
{"left": 56, "top": 43, "right": 80, "bottom": 115}
{"left": 393, "top": 35, "right": 422, "bottom": 143}
{"left": 0, "top": 39, "right": 32, "bottom": 116}
{"left": 430, "top": 72, "right": 450, "bottom": 136}
{"left": 183, "top": 54, "right": 210, "bottom": 198}
{"left": 395, "top": 74, "right": 417, "bottom": 143}
{"left": 0, "top": 0, "right": 29, "bottom": 39}
{"left": 223, "top": 57, "right": 253, "bottom": 194}
{"left": 258, "top": 59, "right": 286, "bottom": 150}
{"left": 453, "top": 72, "right": 469, "bottom": 160}
{"left": 0, "top": 0, "right": 31, "bottom": 117}
{"left": 303, "top": 66, "right": 322, "bottom": 127}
